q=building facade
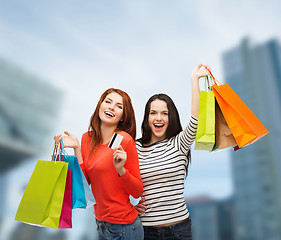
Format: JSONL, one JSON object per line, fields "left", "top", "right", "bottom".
{"left": 0, "top": 57, "right": 61, "bottom": 238}
{"left": 186, "top": 196, "right": 234, "bottom": 240}
{"left": 0, "top": 57, "right": 62, "bottom": 173}
{"left": 223, "top": 38, "right": 281, "bottom": 240}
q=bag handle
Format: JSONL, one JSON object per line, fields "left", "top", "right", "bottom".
{"left": 59, "top": 139, "right": 73, "bottom": 162}
{"left": 204, "top": 74, "right": 215, "bottom": 92}
{"left": 52, "top": 139, "right": 71, "bottom": 161}
{"left": 204, "top": 76, "right": 210, "bottom": 91}
{"left": 205, "top": 67, "right": 221, "bottom": 85}
{"left": 52, "top": 141, "right": 62, "bottom": 162}
{"left": 60, "top": 139, "right": 70, "bottom": 157}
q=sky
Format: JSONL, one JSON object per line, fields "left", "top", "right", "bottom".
{"left": 1, "top": 0, "right": 281, "bottom": 197}
{"left": 0, "top": 1, "right": 281, "bottom": 237}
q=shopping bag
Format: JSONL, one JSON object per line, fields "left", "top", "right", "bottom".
{"left": 57, "top": 142, "right": 87, "bottom": 209}
{"left": 15, "top": 156, "right": 68, "bottom": 229}
{"left": 207, "top": 68, "right": 269, "bottom": 148}
{"left": 59, "top": 170, "right": 72, "bottom": 228}
{"left": 80, "top": 168, "right": 96, "bottom": 208}
{"left": 212, "top": 100, "right": 237, "bottom": 151}
{"left": 195, "top": 77, "right": 216, "bottom": 151}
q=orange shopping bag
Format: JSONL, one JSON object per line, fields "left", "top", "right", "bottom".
{"left": 207, "top": 68, "right": 269, "bottom": 148}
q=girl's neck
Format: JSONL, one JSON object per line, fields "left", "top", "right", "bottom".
{"left": 100, "top": 124, "right": 117, "bottom": 145}
{"left": 148, "top": 136, "right": 165, "bottom": 145}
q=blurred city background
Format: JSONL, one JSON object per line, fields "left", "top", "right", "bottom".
{"left": 0, "top": 1, "right": 280, "bottom": 240}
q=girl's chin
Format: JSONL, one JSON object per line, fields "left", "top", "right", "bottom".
{"left": 153, "top": 133, "right": 165, "bottom": 139}
{"left": 101, "top": 119, "right": 119, "bottom": 126}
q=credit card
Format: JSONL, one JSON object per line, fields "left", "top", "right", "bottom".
{"left": 108, "top": 133, "right": 123, "bottom": 149}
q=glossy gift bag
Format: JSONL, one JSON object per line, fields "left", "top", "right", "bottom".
{"left": 58, "top": 142, "right": 87, "bottom": 209}
{"left": 208, "top": 68, "right": 269, "bottom": 148}
{"left": 212, "top": 100, "right": 237, "bottom": 151}
{"left": 80, "top": 168, "right": 96, "bottom": 208}
{"left": 59, "top": 170, "right": 72, "bottom": 228}
{"left": 15, "top": 148, "right": 68, "bottom": 229}
{"left": 195, "top": 77, "right": 216, "bottom": 151}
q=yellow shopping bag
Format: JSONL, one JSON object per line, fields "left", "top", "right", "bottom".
{"left": 195, "top": 77, "right": 216, "bottom": 151}
{"left": 15, "top": 144, "right": 68, "bottom": 229}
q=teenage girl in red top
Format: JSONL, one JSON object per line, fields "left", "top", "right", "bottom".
{"left": 54, "top": 88, "right": 144, "bottom": 240}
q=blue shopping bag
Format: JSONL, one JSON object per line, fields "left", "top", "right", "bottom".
{"left": 53, "top": 142, "right": 87, "bottom": 209}
{"left": 63, "top": 154, "right": 86, "bottom": 209}
{"left": 79, "top": 168, "right": 96, "bottom": 208}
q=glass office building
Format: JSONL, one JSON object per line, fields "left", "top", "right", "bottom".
{"left": 187, "top": 197, "right": 234, "bottom": 240}
{"left": 223, "top": 38, "right": 281, "bottom": 240}
{"left": 0, "top": 57, "right": 99, "bottom": 240}
{"left": 0, "top": 57, "right": 62, "bottom": 173}
{"left": 0, "top": 57, "right": 61, "bottom": 236}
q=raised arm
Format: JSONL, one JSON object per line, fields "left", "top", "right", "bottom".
{"left": 191, "top": 64, "right": 210, "bottom": 118}
{"left": 174, "top": 64, "right": 210, "bottom": 154}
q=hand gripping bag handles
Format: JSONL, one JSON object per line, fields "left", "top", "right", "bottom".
{"left": 15, "top": 142, "right": 68, "bottom": 229}
{"left": 207, "top": 68, "right": 269, "bottom": 148}
{"left": 195, "top": 75, "right": 216, "bottom": 151}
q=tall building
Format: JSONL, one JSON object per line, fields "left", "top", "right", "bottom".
{"left": 0, "top": 57, "right": 62, "bottom": 173}
{"left": 0, "top": 57, "right": 61, "bottom": 237}
{"left": 222, "top": 38, "right": 281, "bottom": 240}
{"left": 186, "top": 196, "right": 234, "bottom": 240}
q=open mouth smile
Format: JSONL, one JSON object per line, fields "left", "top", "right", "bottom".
{"left": 154, "top": 123, "right": 164, "bottom": 131}
{"left": 104, "top": 111, "right": 115, "bottom": 117}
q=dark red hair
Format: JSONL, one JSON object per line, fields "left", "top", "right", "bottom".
{"left": 88, "top": 88, "right": 136, "bottom": 152}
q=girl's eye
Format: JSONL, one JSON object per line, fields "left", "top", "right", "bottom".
{"left": 105, "top": 100, "right": 110, "bottom": 103}
{"left": 163, "top": 112, "right": 168, "bottom": 115}
{"left": 117, "top": 105, "right": 123, "bottom": 109}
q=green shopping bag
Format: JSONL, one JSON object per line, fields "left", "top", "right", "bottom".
{"left": 15, "top": 145, "right": 68, "bottom": 229}
{"left": 195, "top": 77, "right": 216, "bottom": 151}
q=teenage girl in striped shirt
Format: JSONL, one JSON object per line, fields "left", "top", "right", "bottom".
{"left": 135, "top": 64, "right": 210, "bottom": 240}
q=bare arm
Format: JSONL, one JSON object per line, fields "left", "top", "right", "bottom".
{"left": 173, "top": 64, "right": 210, "bottom": 154}
{"left": 191, "top": 64, "right": 211, "bottom": 118}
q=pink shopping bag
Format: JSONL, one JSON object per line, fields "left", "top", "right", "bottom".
{"left": 59, "top": 170, "right": 72, "bottom": 228}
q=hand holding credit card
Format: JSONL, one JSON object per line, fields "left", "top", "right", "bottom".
{"left": 108, "top": 133, "right": 123, "bottom": 149}
{"left": 110, "top": 133, "right": 126, "bottom": 172}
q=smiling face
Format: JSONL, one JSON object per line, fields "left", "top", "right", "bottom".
{"left": 98, "top": 92, "right": 124, "bottom": 128}
{"left": 148, "top": 99, "right": 169, "bottom": 144}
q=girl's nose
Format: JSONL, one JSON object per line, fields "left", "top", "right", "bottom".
{"left": 108, "top": 104, "right": 114, "bottom": 110}
{"left": 156, "top": 113, "right": 162, "bottom": 120}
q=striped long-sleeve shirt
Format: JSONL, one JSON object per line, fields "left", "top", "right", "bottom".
{"left": 136, "top": 116, "right": 198, "bottom": 226}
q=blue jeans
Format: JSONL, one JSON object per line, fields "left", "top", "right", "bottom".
{"left": 143, "top": 216, "right": 192, "bottom": 240}
{"left": 96, "top": 216, "right": 144, "bottom": 240}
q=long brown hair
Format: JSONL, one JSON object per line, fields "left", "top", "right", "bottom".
{"left": 88, "top": 88, "right": 136, "bottom": 153}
